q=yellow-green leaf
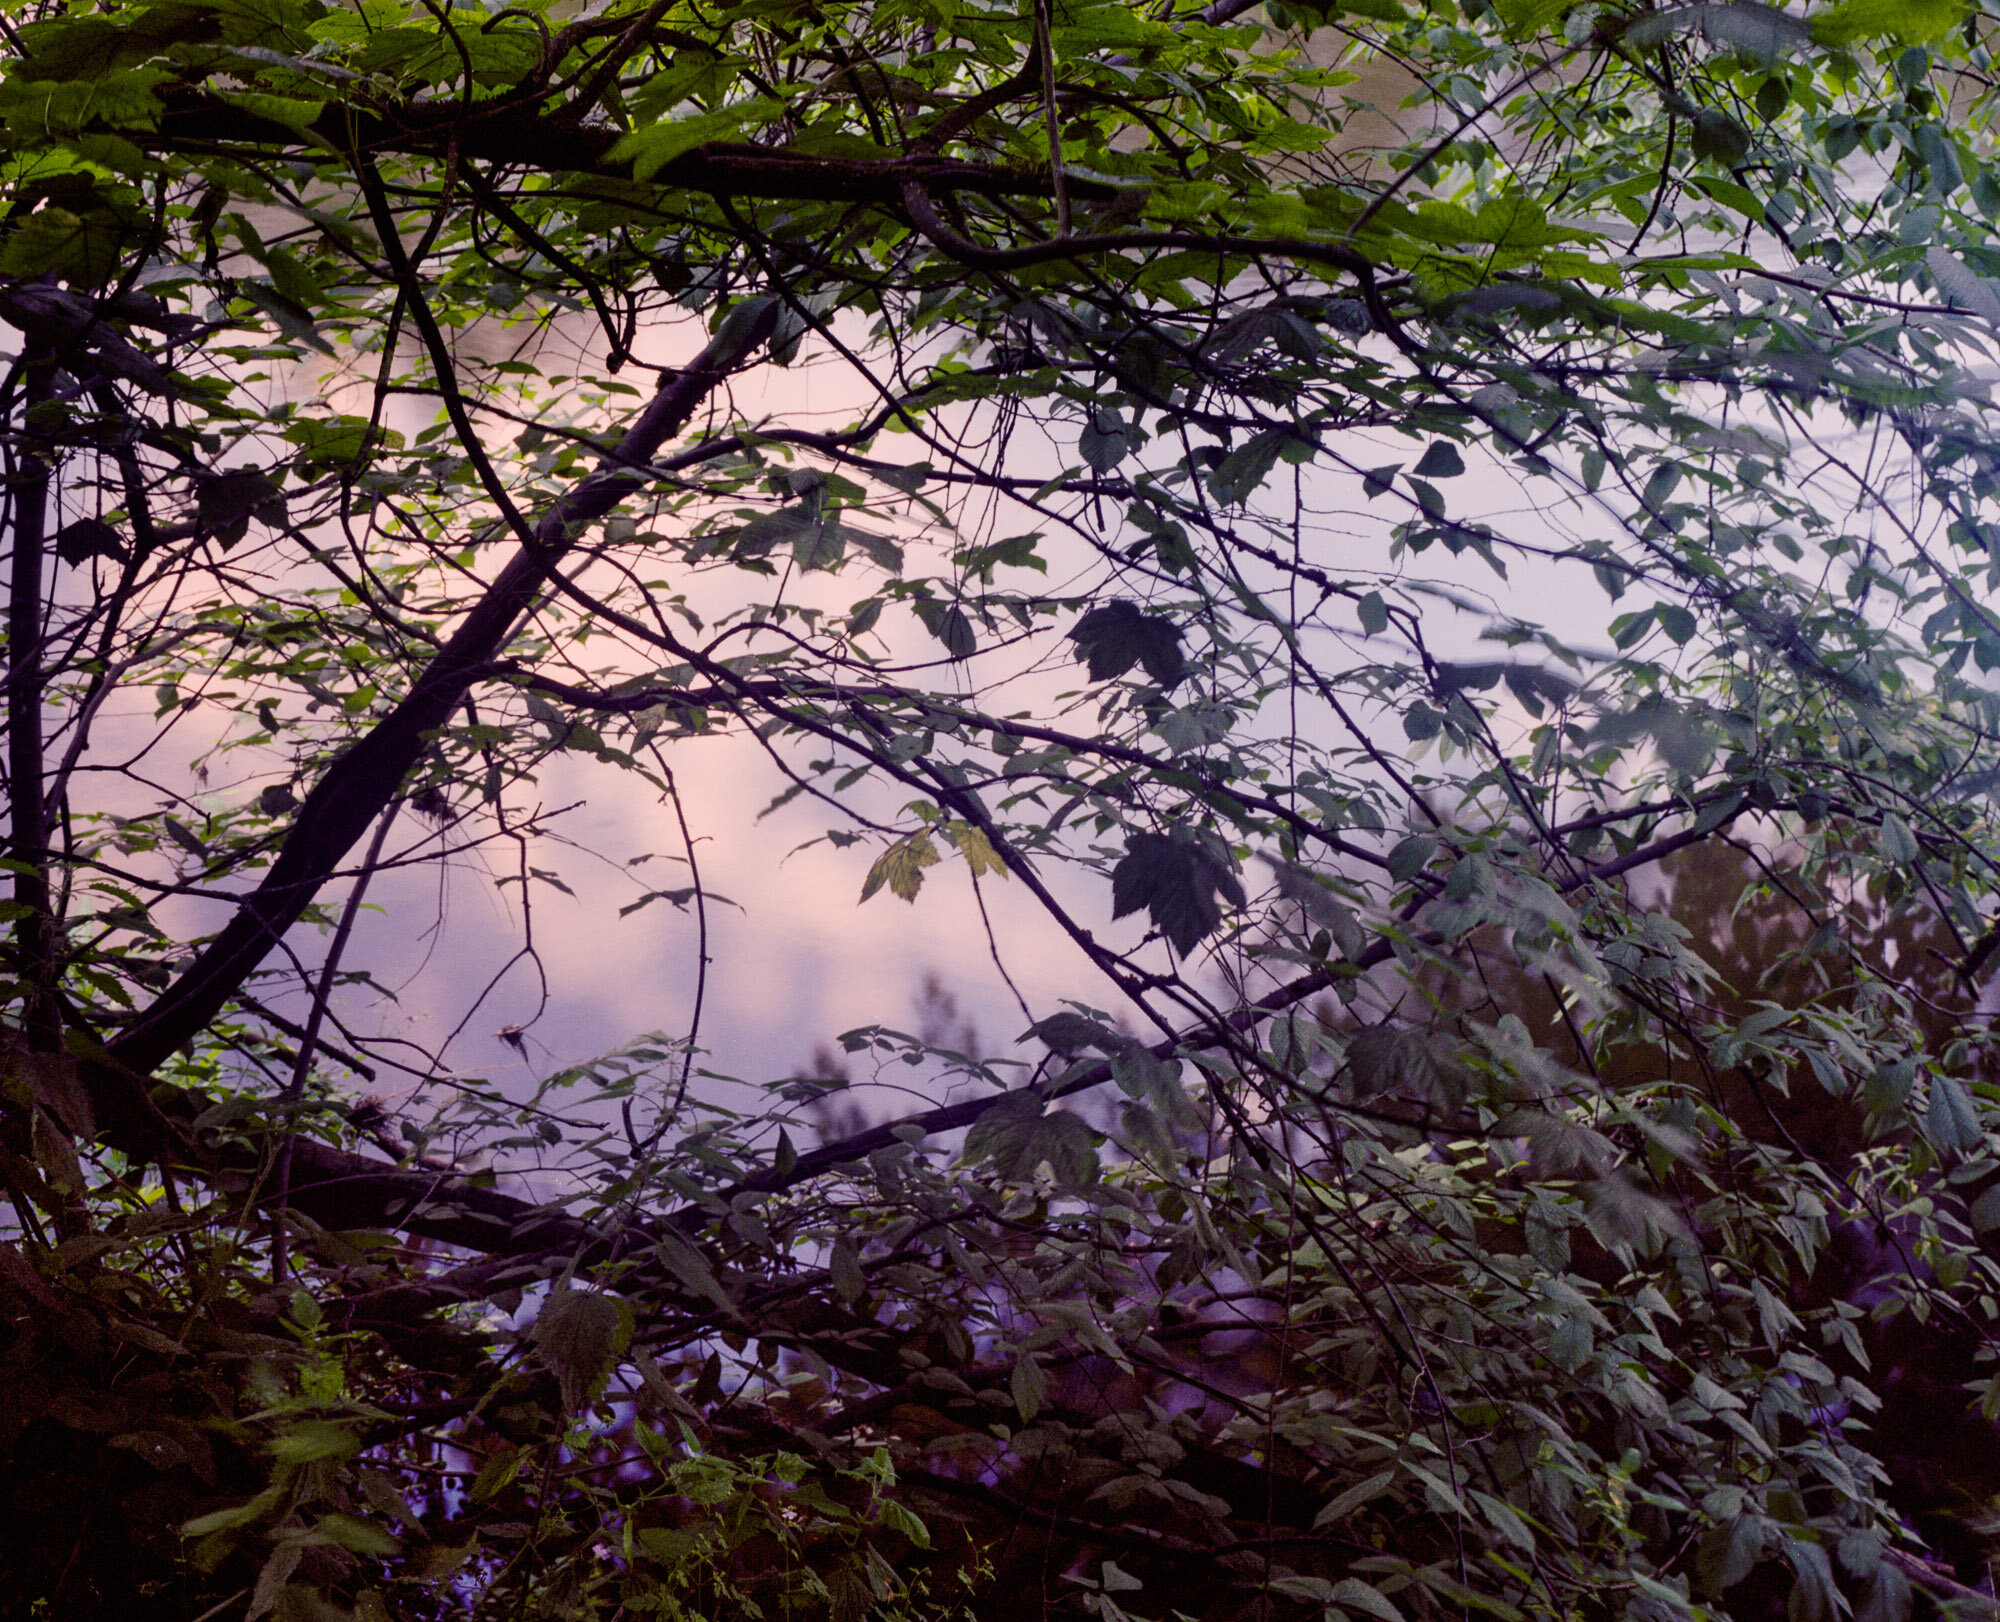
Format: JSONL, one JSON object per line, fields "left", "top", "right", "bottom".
{"left": 860, "top": 833, "right": 939, "bottom": 904}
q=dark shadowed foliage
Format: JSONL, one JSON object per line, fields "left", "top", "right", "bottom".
{"left": 9, "top": 0, "right": 2000, "bottom": 1618}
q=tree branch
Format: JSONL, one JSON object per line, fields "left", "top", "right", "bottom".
{"left": 108, "top": 302, "right": 778, "bottom": 1085}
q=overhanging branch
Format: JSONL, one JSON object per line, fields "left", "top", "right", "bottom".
{"left": 108, "top": 302, "right": 780, "bottom": 1085}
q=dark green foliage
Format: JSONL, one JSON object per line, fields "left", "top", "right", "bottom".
{"left": 6, "top": 0, "right": 2000, "bottom": 1617}
{"left": 1110, "top": 827, "right": 1246, "bottom": 955}
{"left": 1068, "top": 600, "right": 1188, "bottom": 688}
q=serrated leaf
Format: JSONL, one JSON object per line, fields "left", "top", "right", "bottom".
{"left": 1117, "top": 1098, "right": 1178, "bottom": 1164}
{"left": 31, "top": 1106, "right": 84, "bottom": 1198}
{"left": 1011, "top": 1352, "right": 1046, "bottom": 1422}
{"left": 1111, "top": 827, "right": 1246, "bottom": 955}
{"left": 182, "top": 1486, "right": 284, "bottom": 1538}
{"left": 607, "top": 99, "right": 785, "bottom": 181}
{"left": 316, "top": 1512, "right": 401, "bottom": 1557}
{"left": 1069, "top": 600, "right": 1187, "bottom": 687}
{"left": 248, "top": 1541, "right": 301, "bottom": 1621}
{"left": 1156, "top": 703, "right": 1232, "bottom": 754}
{"left": 965, "top": 1092, "right": 1098, "bottom": 1187}
{"left": 1787, "top": 1538, "right": 1837, "bottom": 1622}
{"left": 861, "top": 834, "right": 940, "bottom": 904}
{"left": 1313, "top": 1469, "right": 1396, "bottom": 1527}
{"left": 530, "top": 1287, "right": 629, "bottom": 1414}
{"left": 1697, "top": 1515, "right": 1765, "bottom": 1595}
{"left": 878, "top": 1499, "right": 931, "bottom": 1548}
{"left": 1387, "top": 833, "right": 1436, "bottom": 882}
{"left": 1346, "top": 1025, "right": 1445, "bottom": 1101}
{"left": 1855, "top": 1562, "right": 1912, "bottom": 1622}
{"left": 1330, "top": 1577, "right": 1405, "bottom": 1622}
{"left": 792, "top": 518, "right": 847, "bottom": 572}
{"left": 1837, "top": 1529, "right": 1883, "bottom": 1579}
{"left": 1926, "top": 246, "right": 2000, "bottom": 324}
{"left": 1927, "top": 1073, "right": 1983, "bottom": 1153}
{"left": 1207, "top": 430, "right": 1286, "bottom": 506}
{"left": 846, "top": 525, "right": 904, "bottom": 573}
{"left": 655, "top": 1230, "right": 738, "bottom": 1315}
{"left": 1625, "top": 4, "right": 1810, "bottom": 64}
{"left": 268, "top": 1418, "right": 361, "bottom": 1463}
{"left": 197, "top": 469, "right": 286, "bottom": 533}
{"left": 1877, "top": 812, "right": 1919, "bottom": 865}
{"left": 469, "top": 1445, "right": 523, "bottom": 1502}
{"left": 1027, "top": 1011, "right": 1119, "bottom": 1054}
{"left": 1264, "top": 856, "right": 1368, "bottom": 957}
{"left": 830, "top": 1236, "right": 866, "bottom": 1303}
{"left": 55, "top": 517, "right": 126, "bottom": 566}
{"left": 1546, "top": 1314, "right": 1593, "bottom": 1370}
{"left": 1813, "top": 0, "right": 1963, "bottom": 48}
{"left": 1970, "top": 1184, "right": 2000, "bottom": 1232}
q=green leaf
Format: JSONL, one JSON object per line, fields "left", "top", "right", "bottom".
{"left": 1696, "top": 1516, "right": 1765, "bottom": 1595}
{"left": 1011, "top": 1353, "right": 1046, "bottom": 1422}
{"left": 1926, "top": 246, "right": 2000, "bottom": 323}
{"left": 861, "top": 833, "right": 940, "bottom": 904}
{"left": 1111, "top": 827, "right": 1246, "bottom": 955}
{"left": 1100, "top": 1561, "right": 1144, "bottom": 1593}
{"left": 791, "top": 517, "right": 847, "bottom": 572}
{"left": 1069, "top": 600, "right": 1187, "bottom": 687}
{"left": 316, "top": 1513, "right": 401, "bottom": 1558}
{"left": 1265, "top": 857, "right": 1367, "bottom": 956}
{"left": 1078, "top": 406, "right": 1130, "bottom": 470}
{"left": 530, "top": 1287, "right": 629, "bottom": 1414}
{"left": 1812, "top": 0, "right": 1964, "bottom": 48}
{"left": 607, "top": 99, "right": 786, "bottom": 181}
{"left": 268, "top": 1419, "right": 361, "bottom": 1464}
{"left": 964, "top": 1093, "right": 1100, "bottom": 1189}
{"left": 1855, "top": 1562, "right": 1912, "bottom": 1622}
{"left": 1208, "top": 430, "right": 1286, "bottom": 506}
{"left": 1969, "top": 1184, "right": 2000, "bottom": 1232}
{"left": 878, "top": 1499, "right": 931, "bottom": 1548}
{"left": 1690, "top": 110, "right": 1752, "bottom": 165}
{"left": 1330, "top": 1577, "right": 1406, "bottom": 1622}
{"left": 1625, "top": 4, "right": 1810, "bottom": 64}
{"left": 945, "top": 819, "right": 1008, "bottom": 878}
{"left": 1345, "top": 1025, "right": 1449, "bottom": 1101}
{"left": 830, "top": 1236, "right": 866, "bottom": 1303}
{"left": 935, "top": 603, "right": 978, "bottom": 659}
{"left": 1786, "top": 1538, "right": 1838, "bottom": 1622}
{"left": 1878, "top": 812, "right": 1920, "bottom": 865}
{"left": 1027, "top": 1012, "right": 1120, "bottom": 1054}
{"left": 1387, "top": 833, "right": 1436, "bottom": 882}
{"left": 1927, "top": 1073, "right": 1983, "bottom": 1153}
{"left": 1313, "top": 1469, "right": 1397, "bottom": 1527}
{"left": 1546, "top": 1314, "right": 1593, "bottom": 1370}
{"left": 1657, "top": 604, "right": 1697, "bottom": 644}
{"left": 1413, "top": 441, "right": 1466, "bottom": 479}
{"left": 0, "top": 206, "right": 108, "bottom": 279}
